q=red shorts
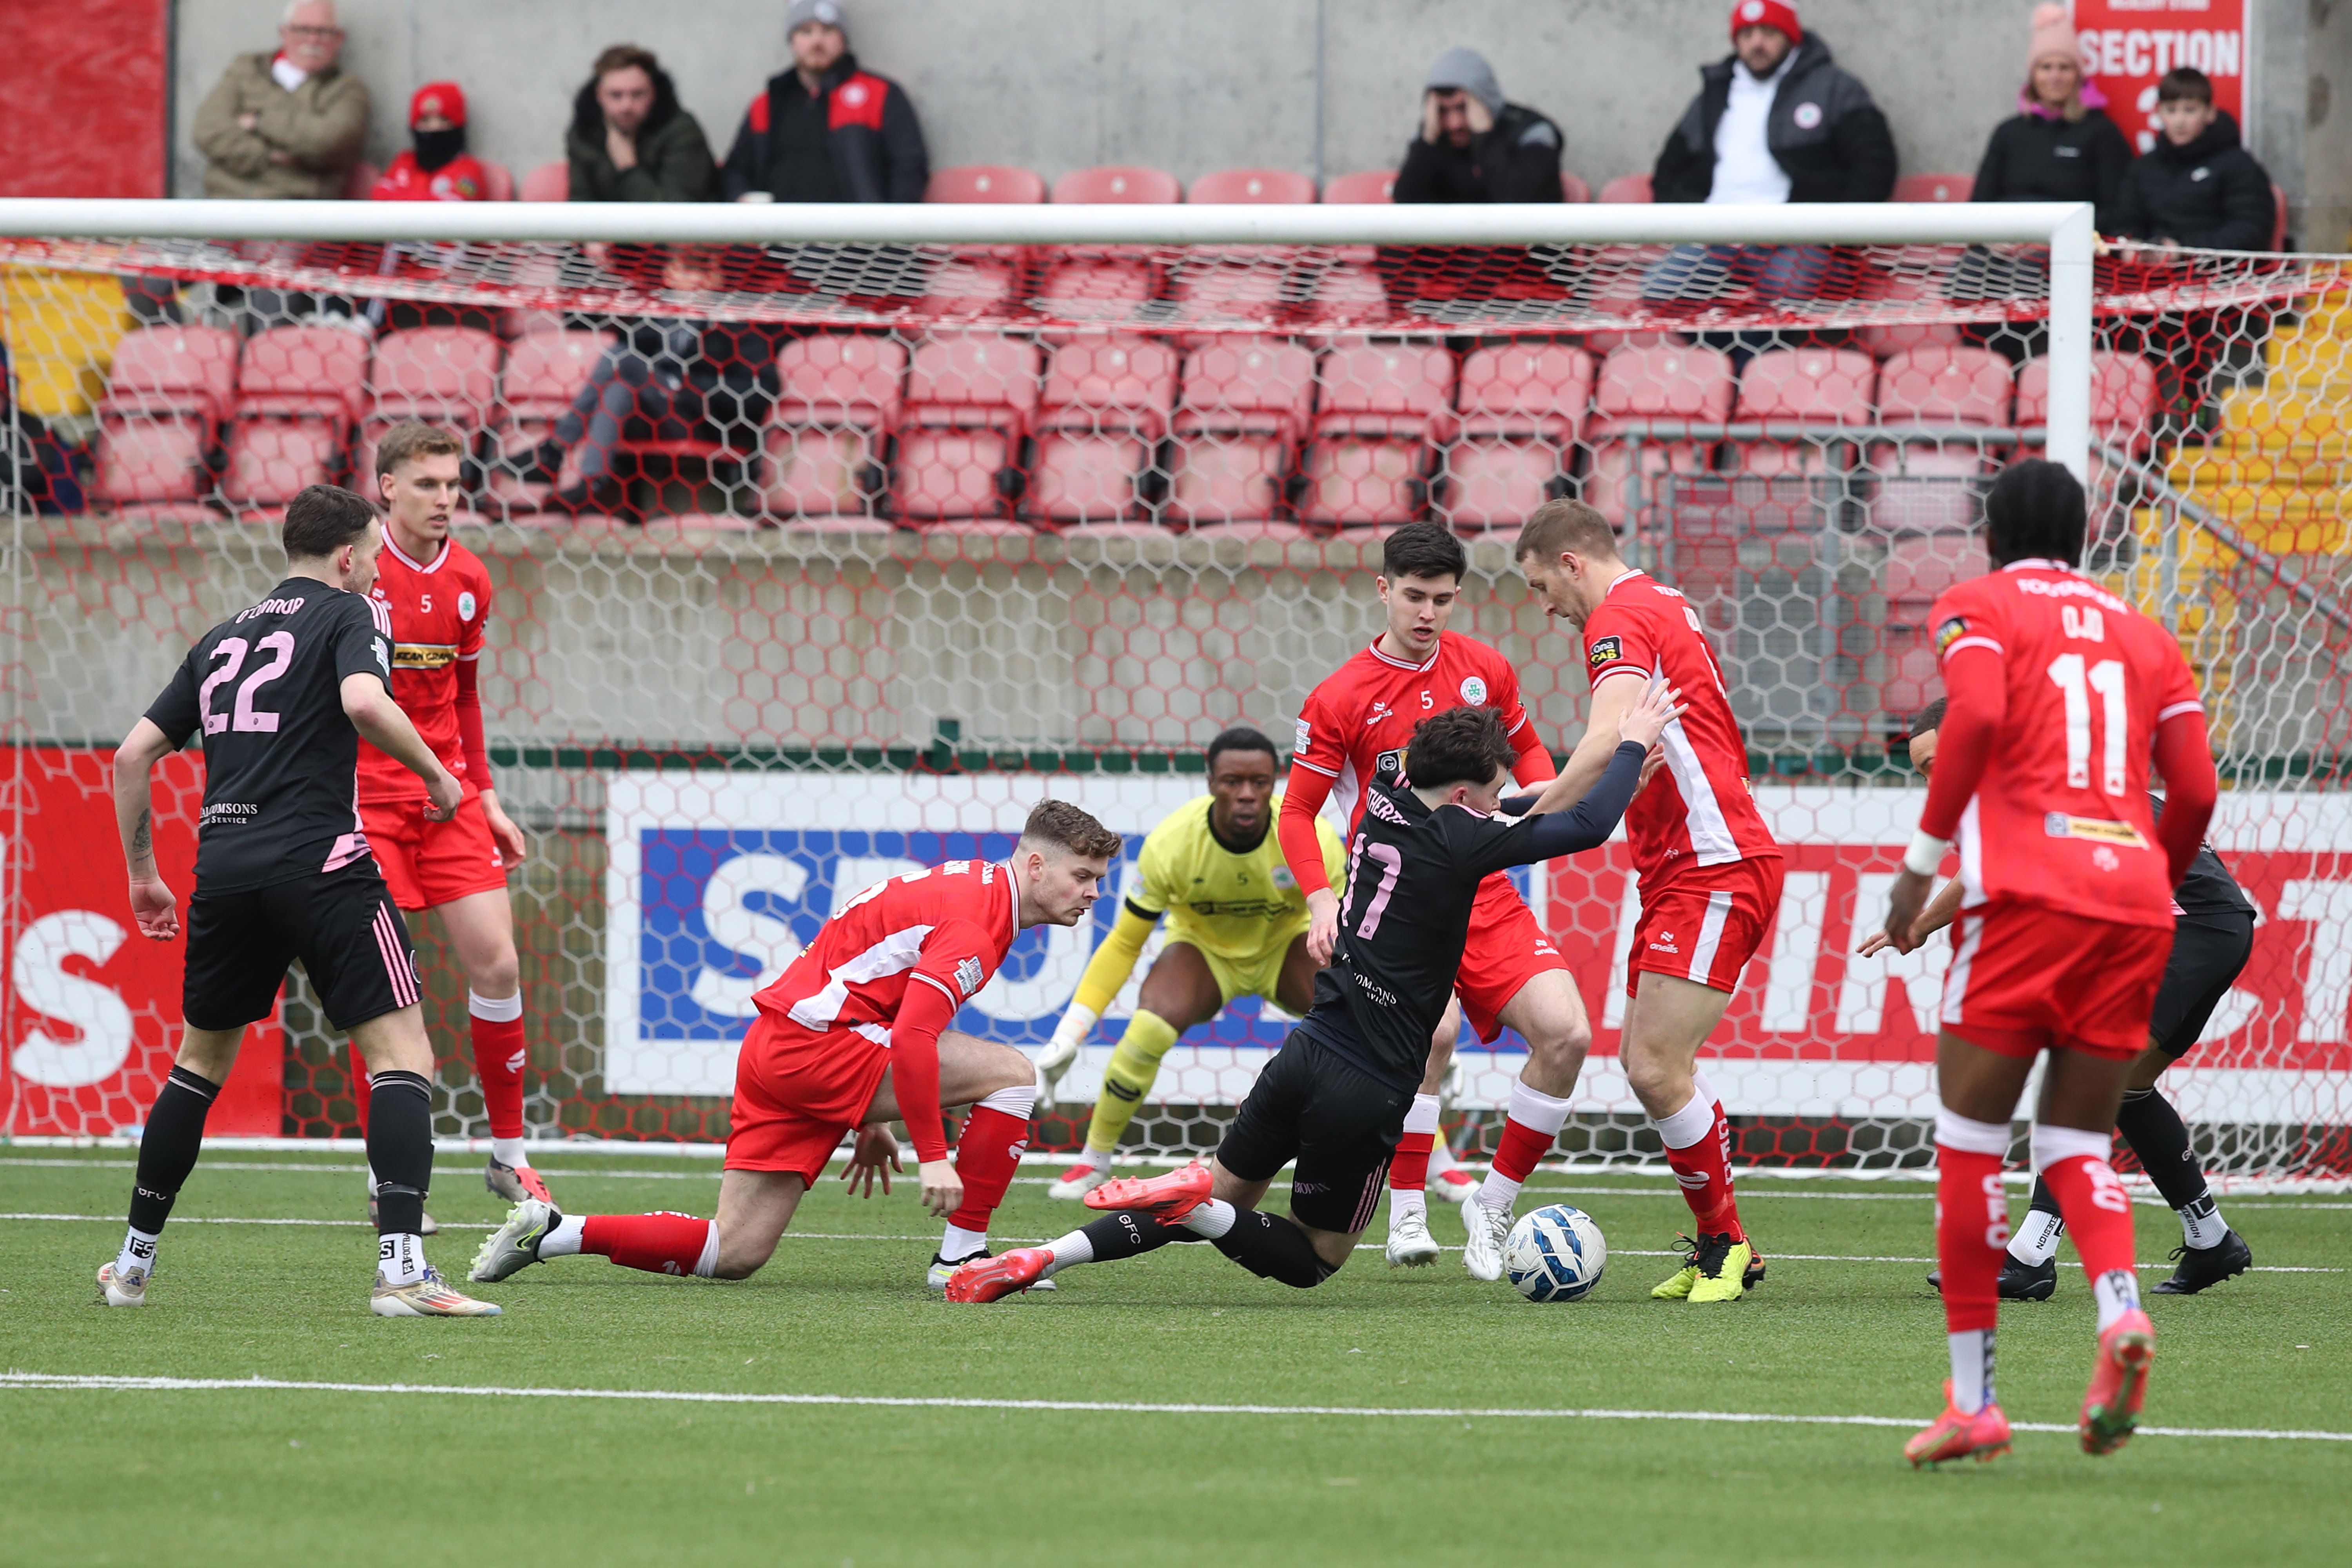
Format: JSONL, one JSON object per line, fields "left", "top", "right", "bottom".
{"left": 1454, "top": 875, "right": 1572, "bottom": 1042}
{"left": 1628, "top": 857, "right": 1785, "bottom": 998}
{"left": 1940, "top": 902, "right": 2173, "bottom": 1061}
{"left": 360, "top": 792, "right": 508, "bottom": 913}
{"left": 724, "top": 1011, "right": 890, "bottom": 1181}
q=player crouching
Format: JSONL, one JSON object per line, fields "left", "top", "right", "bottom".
{"left": 948, "top": 695, "right": 1669, "bottom": 1303}
{"left": 473, "top": 804, "right": 1119, "bottom": 1291}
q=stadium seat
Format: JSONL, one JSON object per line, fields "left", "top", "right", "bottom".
{"left": 93, "top": 326, "right": 240, "bottom": 507}
{"left": 484, "top": 328, "right": 610, "bottom": 514}
{"left": 1027, "top": 336, "right": 1179, "bottom": 524}
{"left": 1560, "top": 172, "right": 1592, "bottom": 203}
{"left": 1166, "top": 338, "right": 1316, "bottom": 526}
{"left": 345, "top": 161, "right": 379, "bottom": 200}
{"left": 520, "top": 162, "right": 569, "bottom": 202}
{"left": 1598, "top": 173, "right": 1653, "bottom": 203}
{"left": 2016, "top": 351, "right": 2159, "bottom": 454}
{"left": 220, "top": 326, "right": 372, "bottom": 506}
{"left": 1039, "top": 167, "right": 1181, "bottom": 315}
{"left": 894, "top": 332, "right": 1042, "bottom": 521}
{"left": 1726, "top": 346, "right": 1875, "bottom": 477}
{"left": 1320, "top": 170, "right": 1395, "bottom": 204}
{"left": 1297, "top": 341, "right": 1455, "bottom": 527}
{"left": 1439, "top": 342, "right": 1594, "bottom": 529}
{"left": 1051, "top": 167, "right": 1183, "bottom": 205}
{"left": 479, "top": 161, "right": 515, "bottom": 202}
{"left": 1585, "top": 342, "right": 1733, "bottom": 524}
{"left": 1857, "top": 271, "right": 1967, "bottom": 357}
{"left": 1892, "top": 173, "right": 1974, "bottom": 203}
{"left": 1879, "top": 533, "right": 1983, "bottom": 717}
{"left": 758, "top": 334, "right": 909, "bottom": 521}
{"left": 1868, "top": 346, "right": 2015, "bottom": 532}
{"left": 1188, "top": 169, "right": 1316, "bottom": 204}
{"left": 926, "top": 165, "right": 1047, "bottom": 203}
{"left": 2271, "top": 181, "right": 2290, "bottom": 251}
{"left": 1875, "top": 346, "right": 2014, "bottom": 427}
{"left": 357, "top": 326, "right": 502, "bottom": 481}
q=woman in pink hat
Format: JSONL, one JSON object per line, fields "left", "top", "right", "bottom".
{"left": 1969, "top": 5, "right": 2131, "bottom": 233}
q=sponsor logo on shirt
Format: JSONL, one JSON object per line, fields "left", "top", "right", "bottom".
{"left": 954, "top": 956, "right": 985, "bottom": 997}
{"left": 1588, "top": 635, "right": 1622, "bottom": 668}
{"left": 1459, "top": 675, "right": 1488, "bottom": 706}
{"left": 1294, "top": 717, "right": 1312, "bottom": 753}
{"left": 1376, "top": 747, "right": 1404, "bottom": 781}
{"left": 1935, "top": 617, "right": 1970, "bottom": 654}
{"left": 393, "top": 642, "right": 459, "bottom": 670}
{"left": 2044, "top": 813, "right": 2150, "bottom": 848}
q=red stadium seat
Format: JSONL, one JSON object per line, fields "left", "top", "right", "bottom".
{"left": 1440, "top": 342, "right": 1594, "bottom": 529}
{"left": 484, "top": 328, "right": 611, "bottom": 514}
{"left": 1038, "top": 168, "right": 1181, "bottom": 313}
{"left": 895, "top": 333, "right": 1042, "bottom": 521}
{"left": 222, "top": 419, "right": 350, "bottom": 507}
{"left": 1892, "top": 173, "right": 1974, "bottom": 203}
{"left": 1027, "top": 336, "right": 1179, "bottom": 523}
{"left": 1725, "top": 346, "right": 1875, "bottom": 479}
{"left": 94, "top": 326, "right": 241, "bottom": 506}
{"left": 1167, "top": 338, "right": 1315, "bottom": 526}
{"left": 2015, "top": 352, "right": 2159, "bottom": 453}
{"left": 1586, "top": 343, "right": 1732, "bottom": 524}
{"left": 1297, "top": 342, "right": 1455, "bottom": 527}
{"left": 1188, "top": 169, "right": 1316, "bottom": 204}
{"left": 1880, "top": 534, "right": 1984, "bottom": 716}
{"left": 1321, "top": 170, "right": 1395, "bottom": 204}
{"left": 927, "top": 165, "right": 1046, "bottom": 203}
{"left": 1875, "top": 346, "right": 2014, "bottom": 426}
{"left": 96, "top": 418, "right": 213, "bottom": 506}
{"left": 1051, "top": 167, "right": 1182, "bottom": 205}
{"left": 478, "top": 161, "right": 515, "bottom": 202}
{"left": 760, "top": 334, "right": 909, "bottom": 521}
{"left": 1560, "top": 172, "right": 1591, "bottom": 203}
{"left": 358, "top": 326, "right": 502, "bottom": 477}
{"left": 219, "top": 325, "right": 372, "bottom": 507}
{"left": 1598, "top": 173, "right": 1653, "bottom": 203}
{"left": 922, "top": 168, "right": 1047, "bottom": 308}
{"left": 1868, "top": 346, "right": 2018, "bottom": 532}
{"left": 520, "top": 162, "right": 569, "bottom": 202}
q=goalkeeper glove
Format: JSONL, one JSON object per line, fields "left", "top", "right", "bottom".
{"left": 1034, "top": 1004, "right": 1097, "bottom": 1105}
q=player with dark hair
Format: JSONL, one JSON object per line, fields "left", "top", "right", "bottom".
{"left": 1279, "top": 521, "right": 1601, "bottom": 1279}
{"left": 1868, "top": 698, "right": 2256, "bottom": 1299}
{"left": 947, "top": 692, "right": 1677, "bottom": 1303}
{"left": 472, "top": 801, "right": 1122, "bottom": 1291}
{"left": 102, "top": 483, "right": 499, "bottom": 1316}
{"left": 1516, "top": 497, "right": 1785, "bottom": 1303}
{"left": 1880, "top": 457, "right": 2219, "bottom": 1465}
{"left": 341, "top": 420, "right": 546, "bottom": 1237}
{"left": 1035, "top": 725, "right": 1347, "bottom": 1201}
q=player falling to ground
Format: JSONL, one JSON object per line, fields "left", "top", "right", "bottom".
{"left": 1881, "top": 459, "right": 2218, "bottom": 1466}
{"left": 1515, "top": 499, "right": 1785, "bottom": 1303}
{"left": 103, "top": 485, "right": 498, "bottom": 1317}
{"left": 947, "top": 696, "right": 1675, "bottom": 1303}
{"left": 1034, "top": 726, "right": 1346, "bottom": 1199}
{"left": 341, "top": 422, "right": 547, "bottom": 1232}
{"left": 1281, "top": 521, "right": 1601, "bottom": 1278}
{"left": 1867, "top": 700, "right": 2255, "bottom": 1299}
{"left": 471, "top": 804, "right": 1120, "bottom": 1290}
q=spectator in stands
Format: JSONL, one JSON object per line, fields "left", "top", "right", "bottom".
{"left": 371, "top": 82, "right": 490, "bottom": 201}
{"left": 1644, "top": 1, "right": 1894, "bottom": 303}
{"left": 720, "top": 0, "right": 928, "bottom": 202}
{"left": 1970, "top": 5, "right": 2131, "bottom": 232}
{"left": 190, "top": 0, "right": 369, "bottom": 200}
{"left": 1392, "top": 48, "right": 1563, "bottom": 204}
{"left": 2110, "top": 68, "right": 2275, "bottom": 253}
{"left": 542, "top": 248, "right": 789, "bottom": 515}
{"left": 568, "top": 44, "right": 718, "bottom": 203}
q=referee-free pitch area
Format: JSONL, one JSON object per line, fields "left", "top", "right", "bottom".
{"left": 4, "top": 1149, "right": 2346, "bottom": 1567}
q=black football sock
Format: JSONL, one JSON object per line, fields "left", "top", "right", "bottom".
{"left": 2114, "top": 1085, "right": 2229, "bottom": 1245}
{"left": 365, "top": 1069, "right": 437, "bottom": 1241}
{"left": 124, "top": 1065, "right": 220, "bottom": 1238}
{"left": 1051, "top": 1211, "right": 1186, "bottom": 1272}
{"left": 1210, "top": 1209, "right": 1336, "bottom": 1289}
{"left": 2009, "top": 1174, "right": 2068, "bottom": 1267}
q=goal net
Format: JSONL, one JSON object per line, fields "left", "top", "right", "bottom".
{"left": 2, "top": 201, "right": 2345, "bottom": 1182}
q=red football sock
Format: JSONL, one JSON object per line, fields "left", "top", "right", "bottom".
{"left": 946, "top": 1105, "right": 1029, "bottom": 1232}
{"left": 1389, "top": 1131, "right": 1436, "bottom": 1192}
{"left": 2039, "top": 1153, "right": 2137, "bottom": 1285}
{"left": 469, "top": 1003, "right": 527, "bottom": 1142}
{"left": 348, "top": 1043, "right": 371, "bottom": 1138}
{"left": 1661, "top": 1104, "right": 1742, "bottom": 1238}
{"left": 1490, "top": 1118, "right": 1555, "bottom": 1185}
{"left": 1936, "top": 1144, "right": 2007, "bottom": 1334}
{"left": 581, "top": 1212, "right": 716, "bottom": 1276}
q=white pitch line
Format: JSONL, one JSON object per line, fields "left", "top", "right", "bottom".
{"left": 2, "top": 1371, "right": 2343, "bottom": 1445}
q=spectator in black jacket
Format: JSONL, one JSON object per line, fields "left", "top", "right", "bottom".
{"left": 1971, "top": 4, "right": 2132, "bottom": 232}
{"left": 720, "top": 0, "right": 927, "bottom": 203}
{"left": 2111, "top": 69, "right": 2276, "bottom": 252}
{"left": 1393, "top": 48, "right": 1563, "bottom": 204}
{"left": 1644, "top": 2, "right": 1895, "bottom": 303}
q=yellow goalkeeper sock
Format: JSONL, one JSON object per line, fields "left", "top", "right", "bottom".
{"left": 1084, "top": 1010, "right": 1181, "bottom": 1157}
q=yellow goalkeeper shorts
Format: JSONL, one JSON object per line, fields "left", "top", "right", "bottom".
{"left": 1180, "top": 920, "right": 1310, "bottom": 1009}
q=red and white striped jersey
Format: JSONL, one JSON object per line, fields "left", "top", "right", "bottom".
{"left": 1579, "top": 570, "right": 1780, "bottom": 887}
{"left": 750, "top": 858, "right": 1020, "bottom": 1039}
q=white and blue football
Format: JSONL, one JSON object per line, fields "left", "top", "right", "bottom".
{"left": 1503, "top": 1204, "right": 1607, "bottom": 1302}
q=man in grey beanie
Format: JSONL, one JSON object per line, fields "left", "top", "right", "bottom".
{"left": 1394, "top": 47, "right": 1564, "bottom": 203}
{"left": 721, "top": 0, "right": 929, "bottom": 202}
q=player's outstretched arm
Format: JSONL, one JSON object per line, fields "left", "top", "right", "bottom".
{"left": 1857, "top": 876, "right": 1963, "bottom": 956}
{"left": 113, "top": 717, "right": 181, "bottom": 940}
{"left": 340, "top": 673, "right": 462, "bottom": 822}
{"left": 1280, "top": 761, "right": 1345, "bottom": 964}
{"left": 1523, "top": 671, "right": 1657, "bottom": 818}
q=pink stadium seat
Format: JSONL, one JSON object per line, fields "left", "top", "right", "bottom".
{"left": 479, "top": 161, "right": 515, "bottom": 202}
{"left": 96, "top": 419, "right": 212, "bottom": 506}
{"left": 895, "top": 333, "right": 1042, "bottom": 521}
{"left": 1188, "top": 169, "right": 1316, "bottom": 204}
{"left": 1297, "top": 342, "right": 1455, "bottom": 527}
{"left": 356, "top": 326, "right": 502, "bottom": 488}
{"left": 1321, "top": 170, "right": 1395, "bottom": 204}
{"left": 1167, "top": 338, "right": 1316, "bottom": 526}
{"left": 1037, "top": 169, "right": 1180, "bottom": 312}
{"left": 759, "top": 335, "right": 909, "bottom": 521}
{"left": 1586, "top": 343, "right": 1732, "bottom": 525}
{"left": 1868, "top": 346, "right": 2018, "bottom": 531}
{"left": 485, "top": 328, "right": 610, "bottom": 514}
{"left": 2015, "top": 352, "right": 2160, "bottom": 453}
{"left": 1027, "top": 336, "right": 1179, "bottom": 523}
{"left": 1051, "top": 167, "right": 1183, "bottom": 205}
{"left": 1858, "top": 272, "right": 1966, "bottom": 356}
{"left": 94, "top": 326, "right": 241, "bottom": 506}
{"left": 1880, "top": 535, "right": 1984, "bottom": 716}
{"left": 1892, "top": 173, "right": 1974, "bottom": 203}
{"left": 222, "top": 419, "right": 350, "bottom": 507}
{"left": 1598, "top": 173, "right": 1653, "bottom": 203}
{"left": 220, "top": 326, "right": 372, "bottom": 506}
{"left": 1441, "top": 342, "right": 1595, "bottom": 529}
{"left": 925, "top": 165, "right": 1047, "bottom": 204}
{"left": 1560, "top": 172, "right": 1591, "bottom": 203}
{"left": 1724, "top": 346, "right": 1875, "bottom": 479}
{"left": 520, "top": 162, "right": 569, "bottom": 202}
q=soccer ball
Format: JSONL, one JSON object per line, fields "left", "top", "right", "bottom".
{"left": 1503, "top": 1204, "right": 1606, "bottom": 1302}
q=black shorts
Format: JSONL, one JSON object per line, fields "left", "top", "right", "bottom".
{"left": 1216, "top": 1033, "right": 1410, "bottom": 1235}
{"left": 183, "top": 866, "right": 421, "bottom": 1033}
{"left": 2151, "top": 909, "right": 2257, "bottom": 1059}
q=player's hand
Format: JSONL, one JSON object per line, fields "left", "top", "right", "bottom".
{"left": 1616, "top": 681, "right": 1684, "bottom": 751}
{"left": 481, "top": 793, "right": 528, "bottom": 866}
{"left": 1636, "top": 744, "right": 1667, "bottom": 790}
{"left": 424, "top": 768, "right": 463, "bottom": 823}
{"left": 128, "top": 876, "right": 180, "bottom": 940}
{"left": 840, "top": 1124, "right": 900, "bottom": 1199}
{"left": 916, "top": 1158, "right": 963, "bottom": 1219}
{"left": 1035, "top": 1006, "right": 1094, "bottom": 1104}
{"left": 1305, "top": 888, "right": 1342, "bottom": 966}
{"left": 1882, "top": 867, "right": 1933, "bottom": 950}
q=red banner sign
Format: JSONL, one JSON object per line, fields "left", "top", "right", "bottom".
{"left": 2074, "top": 0, "right": 2249, "bottom": 155}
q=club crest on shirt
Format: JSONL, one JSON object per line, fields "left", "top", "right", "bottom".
{"left": 1935, "top": 617, "right": 1969, "bottom": 653}
{"left": 954, "top": 956, "right": 985, "bottom": 997}
{"left": 1270, "top": 866, "right": 1296, "bottom": 890}
{"left": 1588, "top": 635, "right": 1622, "bottom": 668}
{"left": 1459, "top": 675, "right": 1488, "bottom": 706}
{"left": 457, "top": 591, "right": 477, "bottom": 621}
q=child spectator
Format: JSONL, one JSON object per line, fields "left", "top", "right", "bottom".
{"left": 371, "top": 82, "right": 490, "bottom": 202}
{"left": 2111, "top": 67, "right": 2276, "bottom": 253}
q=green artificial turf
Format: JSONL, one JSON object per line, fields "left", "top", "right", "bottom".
{"left": 2, "top": 1148, "right": 2346, "bottom": 1566}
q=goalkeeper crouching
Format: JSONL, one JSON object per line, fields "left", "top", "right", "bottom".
{"left": 1036, "top": 727, "right": 1345, "bottom": 1199}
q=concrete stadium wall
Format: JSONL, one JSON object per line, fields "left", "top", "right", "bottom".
{"left": 170, "top": 0, "right": 2336, "bottom": 230}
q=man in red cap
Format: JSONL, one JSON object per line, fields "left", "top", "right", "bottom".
{"left": 372, "top": 81, "right": 491, "bottom": 201}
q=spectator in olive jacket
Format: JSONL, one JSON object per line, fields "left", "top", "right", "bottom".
{"left": 567, "top": 44, "right": 717, "bottom": 203}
